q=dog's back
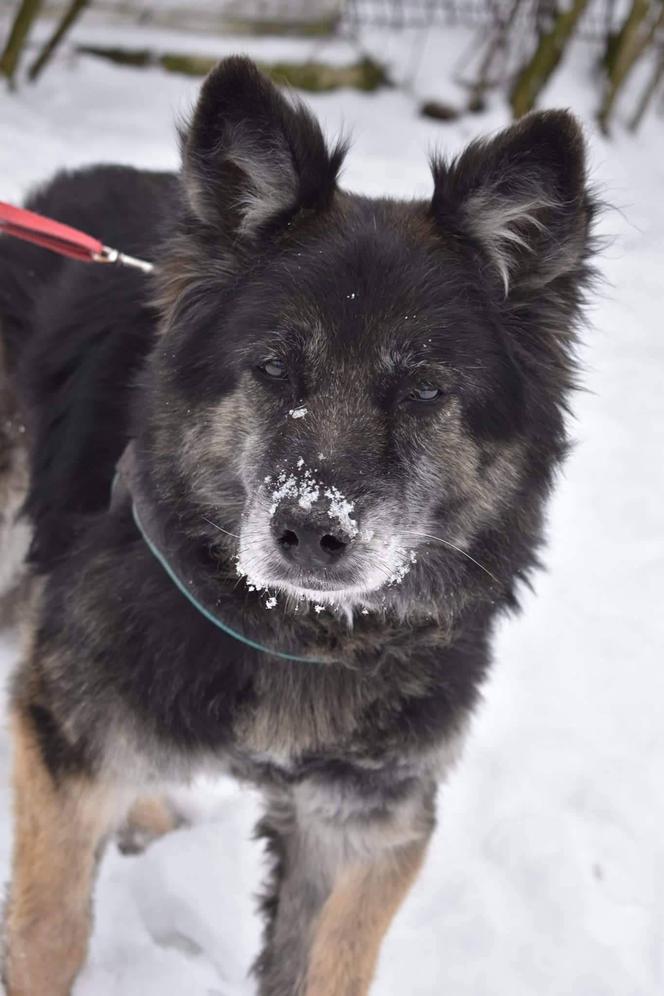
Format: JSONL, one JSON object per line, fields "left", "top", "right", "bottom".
{"left": 0, "top": 166, "right": 178, "bottom": 580}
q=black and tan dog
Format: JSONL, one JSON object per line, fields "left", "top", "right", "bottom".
{"left": 0, "top": 58, "right": 597, "bottom": 995}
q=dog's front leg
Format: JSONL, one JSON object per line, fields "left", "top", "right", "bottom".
{"left": 256, "top": 778, "right": 435, "bottom": 996}
{"left": 303, "top": 834, "right": 428, "bottom": 996}
{"left": 2, "top": 708, "right": 126, "bottom": 996}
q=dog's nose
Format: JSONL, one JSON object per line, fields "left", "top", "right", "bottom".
{"left": 271, "top": 507, "right": 350, "bottom": 568}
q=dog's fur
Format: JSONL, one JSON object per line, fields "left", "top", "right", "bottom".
{"left": 0, "top": 58, "right": 597, "bottom": 995}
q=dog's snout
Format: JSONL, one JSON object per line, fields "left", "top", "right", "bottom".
{"left": 271, "top": 507, "right": 351, "bottom": 568}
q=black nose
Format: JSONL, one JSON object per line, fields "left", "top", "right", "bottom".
{"left": 271, "top": 507, "right": 351, "bottom": 568}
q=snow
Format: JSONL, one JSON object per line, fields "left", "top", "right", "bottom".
{"left": 321, "top": 486, "right": 358, "bottom": 537}
{"left": 1, "top": 14, "right": 663, "bottom": 996}
{"left": 263, "top": 466, "right": 358, "bottom": 537}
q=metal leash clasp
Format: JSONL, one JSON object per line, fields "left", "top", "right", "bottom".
{"left": 0, "top": 200, "right": 155, "bottom": 273}
{"left": 93, "top": 245, "right": 155, "bottom": 274}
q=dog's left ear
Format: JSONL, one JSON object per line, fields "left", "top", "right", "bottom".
{"left": 182, "top": 56, "right": 346, "bottom": 239}
{"left": 431, "top": 111, "right": 592, "bottom": 296}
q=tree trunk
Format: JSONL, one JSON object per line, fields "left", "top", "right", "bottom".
{"left": 597, "top": 0, "right": 664, "bottom": 134}
{"left": 0, "top": 0, "right": 43, "bottom": 87}
{"left": 628, "top": 43, "right": 664, "bottom": 130}
{"left": 28, "top": 0, "right": 90, "bottom": 82}
{"left": 510, "top": 0, "right": 590, "bottom": 118}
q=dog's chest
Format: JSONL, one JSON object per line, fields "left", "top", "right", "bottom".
{"left": 226, "top": 651, "right": 435, "bottom": 771}
{"left": 231, "top": 662, "right": 370, "bottom": 761}
{"left": 224, "top": 660, "right": 463, "bottom": 801}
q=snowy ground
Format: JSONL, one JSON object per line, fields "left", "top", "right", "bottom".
{"left": 0, "top": 14, "right": 663, "bottom": 996}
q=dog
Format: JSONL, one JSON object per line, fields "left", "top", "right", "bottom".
{"left": 0, "top": 57, "right": 597, "bottom": 995}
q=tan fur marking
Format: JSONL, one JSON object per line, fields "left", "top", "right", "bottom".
{"left": 3, "top": 711, "right": 122, "bottom": 996}
{"left": 305, "top": 837, "right": 428, "bottom": 996}
{"left": 124, "top": 795, "right": 179, "bottom": 839}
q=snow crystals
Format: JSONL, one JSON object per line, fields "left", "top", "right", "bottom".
{"left": 266, "top": 462, "right": 359, "bottom": 539}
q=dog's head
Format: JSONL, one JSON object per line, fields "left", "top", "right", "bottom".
{"left": 144, "top": 57, "right": 596, "bottom": 619}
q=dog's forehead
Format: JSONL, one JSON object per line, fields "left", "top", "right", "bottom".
{"left": 267, "top": 202, "right": 484, "bottom": 360}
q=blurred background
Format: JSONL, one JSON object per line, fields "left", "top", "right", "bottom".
{"left": 0, "top": 2, "right": 663, "bottom": 995}
{"left": 3, "top": 0, "right": 664, "bottom": 134}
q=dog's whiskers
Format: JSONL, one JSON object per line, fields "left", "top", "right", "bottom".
{"left": 404, "top": 530, "right": 500, "bottom": 585}
{"left": 202, "top": 516, "right": 240, "bottom": 540}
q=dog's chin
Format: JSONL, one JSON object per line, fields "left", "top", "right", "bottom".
{"left": 270, "top": 577, "right": 380, "bottom": 608}
{"left": 236, "top": 553, "right": 383, "bottom": 611}
{"left": 243, "top": 563, "right": 380, "bottom": 603}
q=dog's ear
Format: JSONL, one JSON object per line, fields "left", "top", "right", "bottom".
{"left": 431, "top": 111, "right": 592, "bottom": 296}
{"left": 181, "top": 56, "right": 346, "bottom": 238}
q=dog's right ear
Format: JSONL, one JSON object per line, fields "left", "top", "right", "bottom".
{"left": 431, "top": 110, "right": 593, "bottom": 297}
{"left": 181, "top": 56, "right": 346, "bottom": 239}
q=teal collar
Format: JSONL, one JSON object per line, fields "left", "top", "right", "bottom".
{"left": 131, "top": 501, "right": 327, "bottom": 664}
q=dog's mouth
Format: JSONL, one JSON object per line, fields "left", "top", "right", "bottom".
{"left": 236, "top": 559, "right": 412, "bottom": 611}
{"left": 235, "top": 545, "right": 376, "bottom": 598}
{"left": 249, "top": 571, "right": 375, "bottom": 600}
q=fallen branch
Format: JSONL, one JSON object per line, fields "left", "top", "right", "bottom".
{"left": 75, "top": 45, "right": 388, "bottom": 92}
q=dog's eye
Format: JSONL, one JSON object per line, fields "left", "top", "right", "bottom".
{"left": 410, "top": 384, "right": 442, "bottom": 403}
{"left": 258, "top": 358, "right": 287, "bottom": 380}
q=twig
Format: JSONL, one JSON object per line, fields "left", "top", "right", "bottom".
{"left": 466, "top": 0, "right": 525, "bottom": 112}
{"left": 510, "top": 0, "right": 590, "bottom": 118}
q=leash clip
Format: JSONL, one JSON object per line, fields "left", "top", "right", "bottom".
{"left": 0, "top": 199, "right": 155, "bottom": 273}
{"left": 93, "top": 245, "right": 155, "bottom": 274}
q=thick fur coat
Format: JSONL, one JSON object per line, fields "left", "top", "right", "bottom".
{"left": 0, "top": 58, "right": 597, "bottom": 996}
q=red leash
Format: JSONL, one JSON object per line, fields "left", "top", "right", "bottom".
{"left": 0, "top": 200, "right": 154, "bottom": 273}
